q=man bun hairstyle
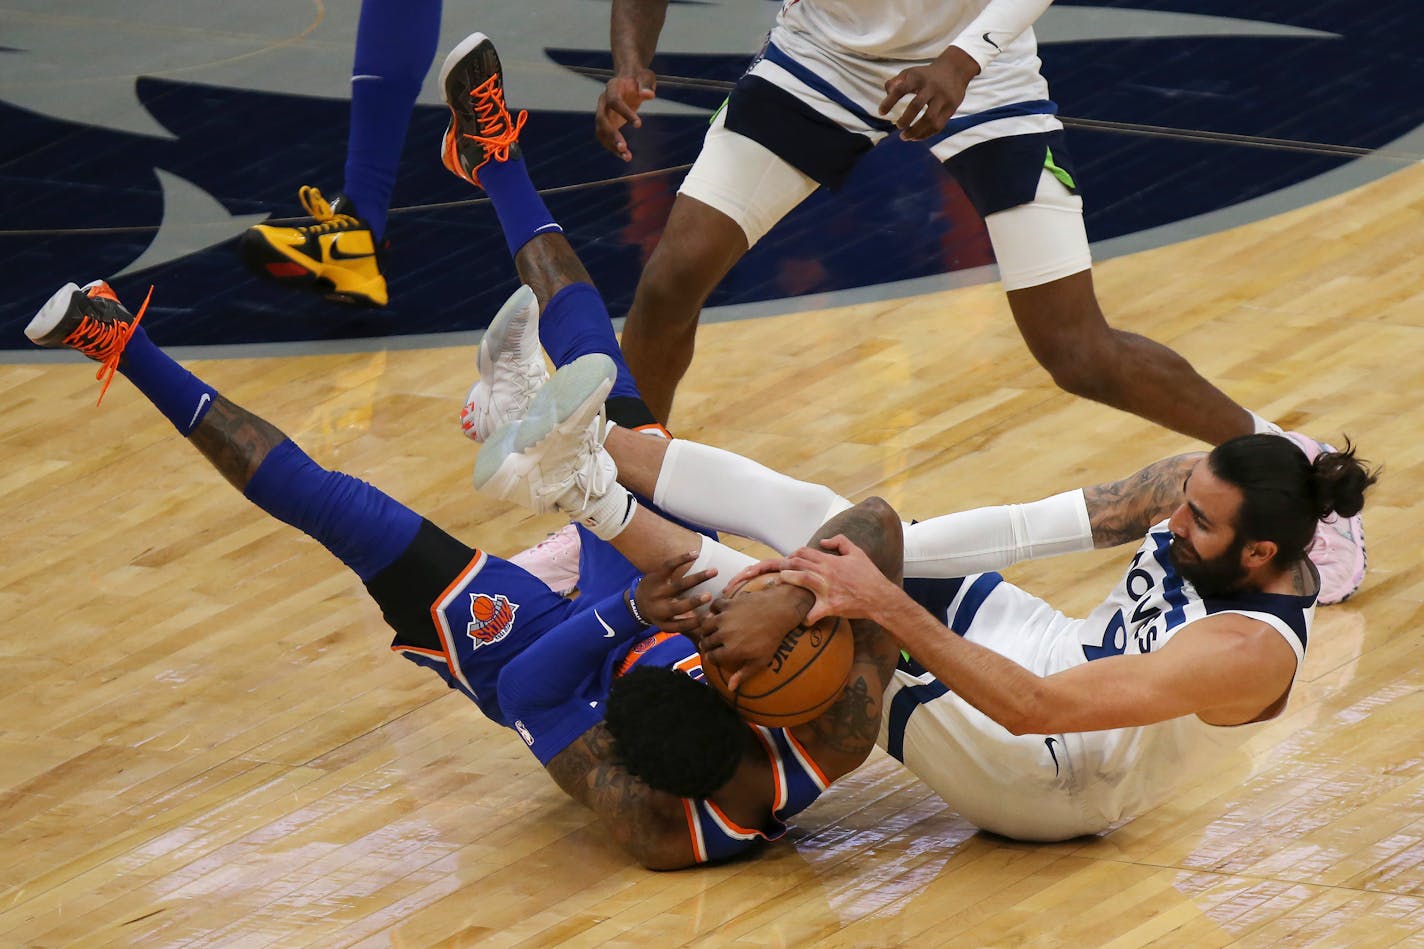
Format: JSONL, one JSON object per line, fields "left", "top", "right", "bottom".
{"left": 604, "top": 665, "right": 745, "bottom": 799}
{"left": 1208, "top": 433, "right": 1379, "bottom": 568}
{"left": 1308, "top": 439, "right": 1375, "bottom": 521}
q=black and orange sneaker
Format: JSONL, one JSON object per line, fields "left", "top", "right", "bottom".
{"left": 27, "top": 280, "right": 152, "bottom": 404}
{"left": 239, "top": 186, "right": 389, "bottom": 306}
{"left": 439, "top": 32, "right": 527, "bottom": 188}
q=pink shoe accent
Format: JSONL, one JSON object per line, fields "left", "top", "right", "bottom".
{"left": 508, "top": 523, "right": 581, "bottom": 595}
{"left": 1283, "top": 432, "right": 1367, "bottom": 605}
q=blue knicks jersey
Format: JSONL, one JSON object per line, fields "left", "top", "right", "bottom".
{"left": 1076, "top": 521, "right": 1314, "bottom": 668}
{"left": 683, "top": 725, "right": 830, "bottom": 864}
{"left": 616, "top": 634, "right": 832, "bottom": 864}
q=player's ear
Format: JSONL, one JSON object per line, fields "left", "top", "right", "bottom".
{"left": 1242, "top": 538, "right": 1277, "bottom": 570}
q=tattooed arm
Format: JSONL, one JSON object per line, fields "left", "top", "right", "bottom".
{"left": 545, "top": 723, "right": 697, "bottom": 870}
{"left": 788, "top": 498, "right": 905, "bottom": 782}
{"left": 1082, "top": 452, "right": 1205, "bottom": 548}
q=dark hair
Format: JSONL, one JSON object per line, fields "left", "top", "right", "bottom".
{"left": 1208, "top": 433, "right": 1379, "bottom": 567}
{"left": 604, "top": 665, "right": 745, "bottom": 798}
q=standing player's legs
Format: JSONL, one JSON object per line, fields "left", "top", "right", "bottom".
{"left": 940, "top": 132, "right": 1260, "bottom": 445}
{"left": 343, "top": 0, "right": 443, "bottom": 243}
{"left": 240, "top": 0, "right": 443, "bottom": 306}
{"left": 619, "top": 107, "right": 823, "bottom": 423}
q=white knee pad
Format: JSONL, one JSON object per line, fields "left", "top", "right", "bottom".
{"left": 678, "top": 109, "right": 820, "bottom": 247}
{"left": 985, "top": 170, "right": 1093, "bottom": 290}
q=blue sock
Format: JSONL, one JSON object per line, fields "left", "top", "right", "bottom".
{"left": 245, "top": 440, "right": 421, "bottom": 582}
{"left": 541, "top": 283, "right": 641, "bottom": 401}
{"left": 479, "top": 155, "right": 563, "bottom": 259}
{"left": 118, "top": 327, "right": 217, "bottom": 436}
{"left": 343, "top": 0, "right": 442, "bottom": 240}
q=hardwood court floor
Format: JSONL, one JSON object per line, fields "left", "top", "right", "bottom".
{"left": 1, "top": 163, "right": 1421, "bottom": 947}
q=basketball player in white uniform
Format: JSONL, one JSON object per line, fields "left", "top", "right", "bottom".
{"left": 495, "top": 414, "right": 1375, "bottom": 841}
{"left": 595, "top": 0, "right": 1367, "bottom": 604}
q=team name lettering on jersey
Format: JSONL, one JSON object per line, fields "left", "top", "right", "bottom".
{"left": 1085, "top": 546, "right": 1170, "bottom": 660}
{"left": 466, "top": 593, "right": 518, "bottom": 648}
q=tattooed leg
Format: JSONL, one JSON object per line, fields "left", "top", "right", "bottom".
{"left": 117, "top": 332, "right": 422, "bottom": 582}
{"left": 188, "top": 395, "right": 286, "bottom": 491}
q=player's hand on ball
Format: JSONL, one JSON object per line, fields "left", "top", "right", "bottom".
{"left": 696, "top": 577, "right": 813, "bottom": 690}
{"left": 634, "top": 551, "right": 714, "bottom": 633}
{"left": 781, "top": 535, "right": 898, "bottom": 623}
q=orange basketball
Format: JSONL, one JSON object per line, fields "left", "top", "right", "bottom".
{"left": 704, "top": 576, "right": 854, "bottom": 727}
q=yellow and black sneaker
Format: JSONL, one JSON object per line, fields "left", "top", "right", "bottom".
{"left": 239, "top": 186, "right": 389, "bottom": 306}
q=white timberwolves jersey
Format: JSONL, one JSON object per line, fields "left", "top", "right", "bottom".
{"left": 777, "top": 0, "right": 1034, "bottom": 64}
{"left": 763, "top": 0, "right": 1058, "bottom": 156}
{"left": 879, "top": 521, "right": 1315, "bottom": 840}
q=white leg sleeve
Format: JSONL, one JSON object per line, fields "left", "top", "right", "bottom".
{"left": 903, "top": 489, "right": 1093, "bottom": 578}
{"left": 653, "top": 440, "right": 854, "bottom": 555}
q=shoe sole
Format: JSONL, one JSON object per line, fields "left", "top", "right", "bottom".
{"left": 438, "top": 32, "right": 497, "bottom": 182}
{"left": 512, "top": 354, "right": 615, "bottom": 453}
{"left": 26, "top": 282, "right": 81, "bottom": 343}
{"left": 478, "top": 284, "right": 539, "bottom": 381}
{"left": 471, "top": 354, "right": 615, "bottom": 501}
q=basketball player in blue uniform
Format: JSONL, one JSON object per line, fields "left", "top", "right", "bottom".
{"left": 25, "top": 35, "right": 905, "bottom": 870}
{"left": 595, "top": 0, "right": 1367, "bottom": 604}
{"left": 550, "top": 418, "right": 1376, "bottom": 839}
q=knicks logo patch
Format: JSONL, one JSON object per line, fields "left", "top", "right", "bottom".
{"left": 466, "top": 593, "right": 518, "bottom": 648}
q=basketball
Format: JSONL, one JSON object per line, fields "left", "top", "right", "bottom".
{"left": 704, "top": 576, "right": 855, "bottom": 727}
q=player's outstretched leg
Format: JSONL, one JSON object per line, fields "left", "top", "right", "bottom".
{"left": 438, "top": 31, "right": 656, "bottom": 425}
{"left": 28, "top": 281, "right": 421, "bottom": 582}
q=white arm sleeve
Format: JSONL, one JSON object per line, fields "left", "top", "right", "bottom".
{"left": 903, "top": 489, "right": 1092, "bottom": 578}
{"left": 652, "top": 439, "right": 853, "bottom": 555}
{"left": 951, "top": 0, "right": 1056, "bottom": 69}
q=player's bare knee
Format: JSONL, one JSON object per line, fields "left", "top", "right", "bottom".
{"left": 1036, "top": 339, "right": 1122, "bottom": 402}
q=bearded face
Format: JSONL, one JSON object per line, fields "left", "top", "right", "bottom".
{"left": 1169, "top": 530, "right": 1250, "bottom": 598}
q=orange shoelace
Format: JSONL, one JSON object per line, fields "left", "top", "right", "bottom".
{"left": 464, "top": 74, "right": 528, "bottom": 162}
{"left": 295, "top": 185, "right": 359, "bottom": 233}
{"left": 65, "top": 285, "right": 152, "bottom": 406}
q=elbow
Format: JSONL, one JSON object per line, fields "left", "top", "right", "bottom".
{"left": 999, "top": 682, "right": 1057, "bottom": 737}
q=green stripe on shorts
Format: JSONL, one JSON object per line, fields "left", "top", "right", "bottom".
{"left": 1045, "top": 147, "right": 1076, "bottom": 190}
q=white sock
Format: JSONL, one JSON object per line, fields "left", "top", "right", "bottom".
{"left": 653, "top": 440, "right": 852, "bottom": 554}
{"left": 1250, "top": 411, "right": 1284, "bottom": 436}
{"left": 566, "top": 482, "right": 636, "bottom": 541}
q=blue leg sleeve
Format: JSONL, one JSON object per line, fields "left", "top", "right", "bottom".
{"left": 243, "top": 439, "right": 422, "bottom": 582}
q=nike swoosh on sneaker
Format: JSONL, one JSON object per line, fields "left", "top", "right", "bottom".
{"left": 594, "top": 610, "right": 617, "bottom": 638}
{"left": 324, "top": 234, "right": 375, "bottom": 261}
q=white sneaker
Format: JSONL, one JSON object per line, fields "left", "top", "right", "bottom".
{"left": 1283, "top": 432, "right": 1367, "bottom": 605}
{"left": 473, "top": 354, "right": 618, "bottom": 515}
{"left": 460, "top": 284, "right": 547, "bottom": 443}
{"left": 509, "top": 524, "right": 582, "bottom": 595}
